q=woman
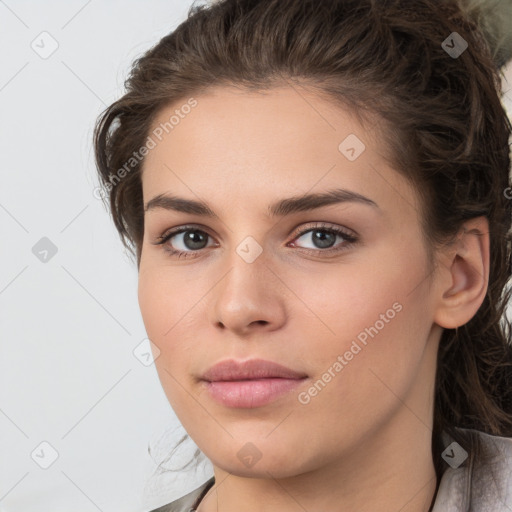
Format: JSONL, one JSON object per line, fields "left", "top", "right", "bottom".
{"left": 93, "top": 0, "right": 512, "bottom": 510}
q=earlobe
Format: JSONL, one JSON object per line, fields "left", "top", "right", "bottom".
{"left": 433, "top": 217, "right": 490, "bottom": 329}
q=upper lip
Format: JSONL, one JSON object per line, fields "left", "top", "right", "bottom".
{"left": 200, "top": 358, "right": 308, "bottom": 382}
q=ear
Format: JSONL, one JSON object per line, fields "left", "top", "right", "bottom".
{"left": 433, "top": 216, "right": 490, "bottom": 329}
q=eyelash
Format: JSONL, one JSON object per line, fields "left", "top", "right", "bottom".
{"left": 152, "top": 222, "right": 359, "bottom": 259}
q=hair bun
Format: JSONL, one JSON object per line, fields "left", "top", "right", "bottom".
{"left": 458, "top": 0, "right": 512, "bottom": 68}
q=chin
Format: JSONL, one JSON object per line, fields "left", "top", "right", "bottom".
{"left": 202, "top": 436, "right": 317, "bottom": 478}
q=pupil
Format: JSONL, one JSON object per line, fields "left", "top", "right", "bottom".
{"left": 313, "top": 230, "right": 335, "bottom": 249}
{"left": 185, "top": 230, "right": 207, "bottom": 250}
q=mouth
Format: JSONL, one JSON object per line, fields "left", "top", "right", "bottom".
{"left": 199, "top": 358, "right": 308, "bottom": 408}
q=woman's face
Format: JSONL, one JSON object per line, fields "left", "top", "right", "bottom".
{"left": 138, "top": 85, "right": 443, "bottom": 477}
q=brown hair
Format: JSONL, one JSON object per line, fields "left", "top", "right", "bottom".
{"left": 93, "top": 0, "right": 512, "bottom": 497}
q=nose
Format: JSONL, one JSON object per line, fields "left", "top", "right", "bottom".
{"left": 210, "top": 248, "right": 287, "bottom": 337}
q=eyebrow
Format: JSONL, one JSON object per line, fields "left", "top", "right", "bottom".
{"left": 144, "top": 188, "right": 379, "bottom": 218}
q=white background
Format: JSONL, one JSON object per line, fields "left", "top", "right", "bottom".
{"left": 0, "top": 1, "right": 511, "bottom": 511}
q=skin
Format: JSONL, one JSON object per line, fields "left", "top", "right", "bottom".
{"left": 137, "top": 84, "right": 489, "bottom": 512}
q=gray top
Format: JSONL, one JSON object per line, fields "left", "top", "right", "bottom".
{"left": 148, "top": 428, "right": 512, "bottom": 512}
{"left": 149, "top": 477, "right": 214, "bottom": 512}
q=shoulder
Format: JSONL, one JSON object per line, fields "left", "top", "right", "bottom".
{"left": 432, "top": 428, "right": 512, "bottom": 512}
{"left": 147, "top": 477, "right": 215, "bottom": 512}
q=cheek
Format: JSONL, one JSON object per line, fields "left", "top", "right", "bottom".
{"left": 138, "top": 267, "right": 198, "bottom": 341}
{"left": 137, "top": 267, "right": 205, "bottom": 380}
{"left": 137, "top": 270, "right": 191, "bottom": 391}
{"left": 296, "top": 238, "right": 432, "bottom": 385}
{"left": 285, "top": 266, "right": 432, "bottom": 457}
{"left": 293, "top": 244, "right": 425, "bottom": 341}
{"left": 137, "top": 271, "right": 168, "bottom": 343}
{"left": 138, "top": 271, "right": 195, "bottom": 414}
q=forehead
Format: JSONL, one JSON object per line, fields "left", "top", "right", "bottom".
{"left": 145, "top": 84, "right": 376, "bottom": 162}
{"left": 141, "top": 85, "right": 420, "bottom": 219}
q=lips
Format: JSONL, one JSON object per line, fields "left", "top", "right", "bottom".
{"left": 200, "top": 359, "right": 308, "bottom": 408}
{"left": 200, "top": 358, "right": 308, "bottom": 382}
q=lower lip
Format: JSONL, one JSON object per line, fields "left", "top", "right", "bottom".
{"left": 203, "top": 378, "right": 306, "bottom": 408}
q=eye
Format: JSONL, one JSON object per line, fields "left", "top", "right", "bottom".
{"left": 288, "top": 222, "right": 358, "bottom": 254}
{"left": 153, "top": 225, "right": 216, "bottom": 259}
{"left": 152, "top": 222, "right": 358, "bottom": 259}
